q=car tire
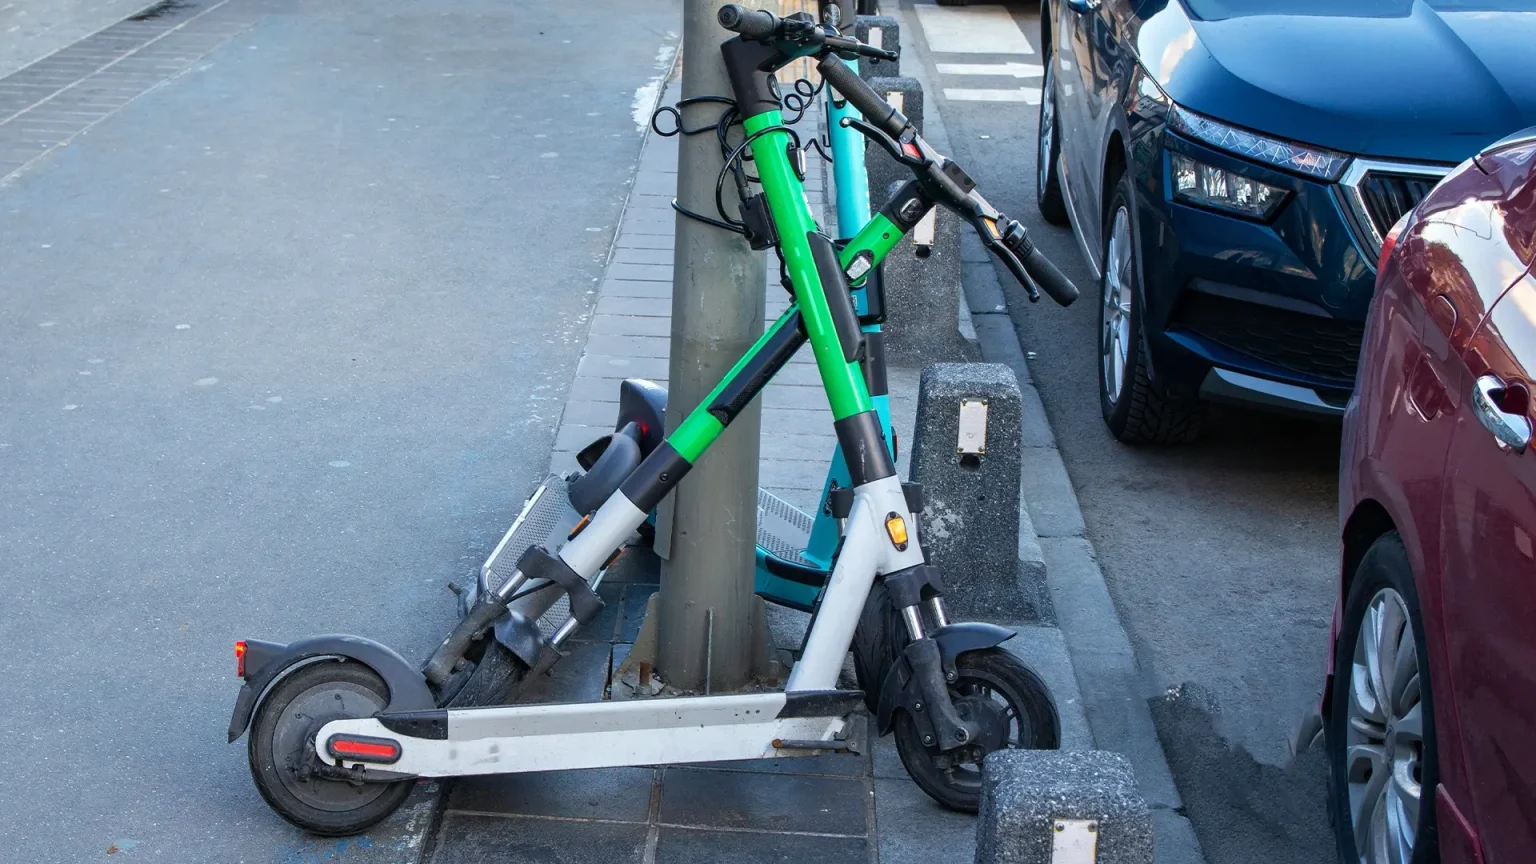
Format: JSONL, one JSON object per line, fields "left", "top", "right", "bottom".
{"left": 1327, "top": 532, "right": 1440, "bottom": 864}
{"left": 1097, "top": 170, "right": 1203, "bottom": 444}
{"left": 1036, "top": 41, "right": 1069, "bottom": 226}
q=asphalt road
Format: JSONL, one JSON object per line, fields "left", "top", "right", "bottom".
{"left": 899, "top": 2, "right": 1339, "bottom": 860}
{"left": 0, "top": 0, "right": 679, "bottom": 860}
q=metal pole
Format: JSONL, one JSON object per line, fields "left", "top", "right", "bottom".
{"left": 658, "top": 0, "right": 765, "bottom": 692}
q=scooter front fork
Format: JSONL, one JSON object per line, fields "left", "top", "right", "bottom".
{"left": 889, "top": 568, "right": 980, "bottom": 752}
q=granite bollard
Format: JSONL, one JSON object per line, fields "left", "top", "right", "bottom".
{"left": 976, "top": 750, "right": 1153, "bottom": 864}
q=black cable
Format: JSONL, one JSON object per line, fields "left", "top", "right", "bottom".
{"left": 649, "top": 78, "right": 822, "bottom": 234}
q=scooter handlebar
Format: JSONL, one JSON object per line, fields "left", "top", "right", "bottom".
{"left": 718, "top": 4, "right": 779, "bottom": 40}
{"left": 817, "top": 55, "right": 908, "bottom": 139}
{"left": 1001, "top": 219, "right": 1079, "bottom": 307}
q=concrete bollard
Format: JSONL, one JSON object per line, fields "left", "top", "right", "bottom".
{"left": 976, "top": 750, "right": 1154, "bottom": 864}
{"left": 863, "top": 77, "right": 971, "bottom": 364}
{"left": 909, "top": 363, "right": 1041, "bottom": 621}
{"left": 853, "top": 15, "right": 899, "bottom": 82}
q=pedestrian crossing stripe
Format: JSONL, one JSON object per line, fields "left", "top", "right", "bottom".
{"left": 936, "top": 62, "right": 1043, "bottom": 79}
{"left": 944, "top": 88, "right": 1042, "bottom": 105}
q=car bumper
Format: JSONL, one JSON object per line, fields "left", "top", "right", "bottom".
{"left": 1131, "top": 133, "right": 1378, "bottom": 416}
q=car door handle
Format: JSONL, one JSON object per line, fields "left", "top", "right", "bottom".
{"left": 1472, "top": 374, "right": 1532, "bottom": 454}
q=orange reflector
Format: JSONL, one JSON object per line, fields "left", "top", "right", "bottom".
{"left": 885, "top": 514, "right": 908, "bottom": 549}
{"left": 234, "top": 640, "right": 248, "bottom": 678}
{"left": 327, "top": 735, "right": 402, "bottom": 764}
{"left": 569, "top": 514, "right": 592, "bottom": 541}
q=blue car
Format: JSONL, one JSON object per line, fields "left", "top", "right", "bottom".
{"left": 1037, "top": 0, "right": 1536, "bottom": 443}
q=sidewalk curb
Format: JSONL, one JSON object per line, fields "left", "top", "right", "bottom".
{"left": 892, "top": 7, "right": 1207, "bottom": 862}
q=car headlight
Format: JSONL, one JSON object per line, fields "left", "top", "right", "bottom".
{"left": 1170, "top": 105, "right": 1349, "bottom": 182}
{"left": 1171, "top": 152, "right": 1287, "bottom": 220}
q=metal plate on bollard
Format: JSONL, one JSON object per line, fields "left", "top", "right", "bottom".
{"left": 957, "top": 398, "right": 989, "bottom": 455}
{"left": 1052, "top": 819, "right": 1099, "bottom": 863}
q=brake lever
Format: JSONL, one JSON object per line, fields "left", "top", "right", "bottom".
{"left": 839, "top": 117, "right": 926, "bottom": 169}
{"left": 979, "top": 223, "right": 1042, "bottom": 303}
{"left": 825, "top": 35, "right": 899, "bottom": 63}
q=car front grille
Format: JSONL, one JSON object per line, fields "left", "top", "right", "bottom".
{"left": 1169, "top": 291, "right": 1364, "bottom": 386}
{"left": 1339, "top": 160, "right": 1451, "bottom": 258}
{"left": 1360, "top": 173, "right": 1440, "bottom": 238}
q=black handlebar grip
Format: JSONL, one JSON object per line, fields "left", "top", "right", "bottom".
{"left": 1011, "top": 229, "right": 1079, "bottom": 307}
{"left": 816, "top": 55, "right": 909, "bottom": 139}
{"left": 718, "top": 4, "right": 778, "bottom": 40}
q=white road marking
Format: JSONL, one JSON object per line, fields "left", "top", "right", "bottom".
{"left": 914, "top": 5, "right": 1035, "bottom": 55}
{"left": 936, "top": 62, "right": 1043, "bottom": 78}
{"left": 945, "top": 88, "right": 1042, "bottom": 105}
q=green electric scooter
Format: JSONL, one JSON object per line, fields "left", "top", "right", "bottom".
{"left": 227, "top": 7, "right": 1079, "bottom": 836}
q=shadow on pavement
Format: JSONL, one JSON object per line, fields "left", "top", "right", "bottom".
{"left": 1151, "top": 683, "right": 1339, "bottom": 864}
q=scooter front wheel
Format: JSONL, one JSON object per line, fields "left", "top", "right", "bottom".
{"left": 248, "top": 660, "right": 413, "bottom": 836}
{"left": 893, "top": 647, "right": 1060, "bottom": 812}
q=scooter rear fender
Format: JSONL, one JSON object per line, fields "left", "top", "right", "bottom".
{"left": 227, "top": 634, "right": 435, "bottom": 743}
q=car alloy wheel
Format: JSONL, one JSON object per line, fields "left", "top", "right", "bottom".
{"left": 1101, "top": 206, "right": 1134, "bottom": 406}
{"left": 1345, "top": 587, "right": 1425, "bottom": 864}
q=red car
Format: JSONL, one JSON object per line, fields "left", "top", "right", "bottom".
{"left": 1327, "top": 129, "right": 1536, "bottom": 864}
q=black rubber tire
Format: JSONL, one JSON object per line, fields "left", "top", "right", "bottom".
{"left": 852, "top": 581, "right": 907, "bottom": 713}
{"left": 893, "top": 647, "right": 1061, "bottom": 813}
{"left": 856, "top": 0, "right": 879, "bottom": 14}
{"left": 1327, "top": 533, "right": 1440, "bottom": 864}
{"left": 445, "top": 638, "right": 528, "bottom": 709}
{"left": 1036, "top": 38, "right": 1069, "bottom": 225}
{"left": 248, "top": 661, "right": 413, "bottom": 836}
{"left": 1098, "top": 169, "right": 1203, "bottom": 445}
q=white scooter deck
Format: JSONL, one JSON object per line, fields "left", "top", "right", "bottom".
{"left": 317, "top": 690, "right": 865, "bottom": 778}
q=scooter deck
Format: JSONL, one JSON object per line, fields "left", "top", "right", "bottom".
{"left": 318, "top": 689, "right": 867, "bottom": 778}
{"left": 756, "top": 488, "right": 818, "bottom": 568}
{"left": 479, "top": 474, "right": 585, "bottom": 640}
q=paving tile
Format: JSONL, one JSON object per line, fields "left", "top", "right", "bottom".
{"left": 598, "top": 278, "right": 670, "bottom": 299}
{"left": 516, "top": 641, "right": 612, "bottom": 705}
{"left": 655, "top": 826, "right": 867, "bottom": 864}
{"left": 612, "top": 247, "right": 673, "bottom": 266}
{"left": 430, "top": 813, "right": 648, "bottom": 864}
{"left": 589, "top": 314, "right": 672, "bottom": 337}
{"left": 576, "top": 353, "right": 671, "bottom": 380}
{"left": 873, "top": 778, "right": 977, "bottom": 864}
{"left": 560, "top": 399, "right": 625, "bottom": 428}
{"left": 659, "top": 766, "right": 867, "bottom": 835}
{"left": 606, "top": 262, "right": 672, "bottom": 282}
{"left": 614, "top": 232, "right": 674, "bottom": 250}
{"left": 595, "top": 295, "right": 672, "bottom": 318}
{"left": 447, "top": 767, "right": 655, "bottom": 822}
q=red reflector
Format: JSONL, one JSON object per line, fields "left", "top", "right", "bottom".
{"left": 234, "top": 641, "right": 247, "bottom": 678}
{"left": 903, "top": 142, "right": 922, "bottom": 160}
{"left": 327, "top": 735, "right": 402, "bottom": 764}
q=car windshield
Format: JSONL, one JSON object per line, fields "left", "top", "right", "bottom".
{"left": 1180, "top": 0, "right": 1536, "bottom": 20}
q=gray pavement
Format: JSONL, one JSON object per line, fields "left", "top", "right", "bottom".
{"left": 0, "top": 0, "right": 681, "bottom": 860}
{"left": 0, "top": 0, "right": 154, "bottom": 78}
{"left": 894, "top": 1, "right": 1338, "bottom": 861}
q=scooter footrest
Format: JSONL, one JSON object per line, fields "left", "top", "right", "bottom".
{"left": 756, "top": 488, "right": 817, "bottom": 568}
{"left": 480, "top": 474, "right": 584, "bottom": 639}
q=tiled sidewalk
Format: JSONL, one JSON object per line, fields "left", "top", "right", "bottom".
{"left": 426, "top": 550, "right": 881, "bottom": 864}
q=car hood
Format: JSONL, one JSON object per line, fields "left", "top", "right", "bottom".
{"left": 1137, "top": 0, "right": 1536, "bottom": 164}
